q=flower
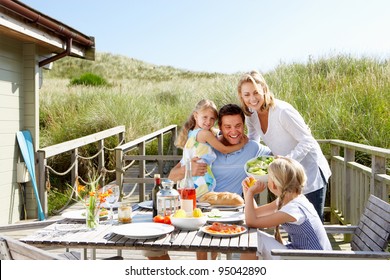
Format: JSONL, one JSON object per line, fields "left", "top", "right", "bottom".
{"left": 68, "top": 177, "right": 111, "bottom": 229}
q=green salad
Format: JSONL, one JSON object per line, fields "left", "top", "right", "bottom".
{"left": 246, "top": 156, "right": 274, "bottom": 176}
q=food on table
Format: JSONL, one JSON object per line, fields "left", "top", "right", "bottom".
{"left": 207, "top": 208, "right": 221, "bottom": 218}
{"left": 99, "top": 208, "right": 109, "bottom": 217}
{"left": 192, "top": 208, "right": 203, "bottom": 217}
{"left": 153, "top": 215, "right": 165, "bottom": 223}
{"left": 246, "top": 156, "right": 274, "bottom": 176}
{"left": 163, "top": 215, "right": 171, "bottom": 224}
{"left": 152, "top": 214, "right": 172, "bottom": 224}
{"left": 173, "top": 209, "right": 187, "bottom": 218}
{"left": 199, "top": 192, "right": 244, "bottom": 206}
{"left": 204, "top": 222, "right": 245, "bottom": 234}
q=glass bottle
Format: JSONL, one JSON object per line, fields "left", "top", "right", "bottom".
{"left": 157, "top": 179, "right": 179, "bottom": 217}
{"left": 180, "top": 159, "right": 196, "bottom": 214}
{"left": 152, "top": 173, "right": 162, "bottom": 217}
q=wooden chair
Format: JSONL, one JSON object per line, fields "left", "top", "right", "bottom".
{"left": 271, "top": 194, "right": 390, "bottom": 259}
{"left": 0, "top": 235, "right": 125, "bottom": 260}
{"left": 0, "top": 235, "right": 70, "bottom": 260}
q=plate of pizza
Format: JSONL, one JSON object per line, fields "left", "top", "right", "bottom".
{"left": 201, "top": 222, "right": 247, "bottom": 237}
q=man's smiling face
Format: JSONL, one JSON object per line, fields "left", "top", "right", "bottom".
{"left": 219, "top": 114, "right": 245, "bottom": 146}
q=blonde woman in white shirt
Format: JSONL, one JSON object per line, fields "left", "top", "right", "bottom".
{"left": 237, "top": 70, "right": 331, "bottom": 221}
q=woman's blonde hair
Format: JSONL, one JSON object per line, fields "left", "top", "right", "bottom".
{"left": 175, "top": 99, "right": 218, "bottom": 149}
{"left": 267, "top": 157, "right": 307, "bottom": 243}
{"left": 237, "top": 70, "right": 275, "bottom": 116}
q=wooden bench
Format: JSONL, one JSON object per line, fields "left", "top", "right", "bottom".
{"left": 271, "top": 194, "right": 390, "bottom": 259}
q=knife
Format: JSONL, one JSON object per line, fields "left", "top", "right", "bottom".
{"left": 169, "top": 230, "right": 179, "bottom": 243}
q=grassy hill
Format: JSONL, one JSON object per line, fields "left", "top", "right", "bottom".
{"left": 41, "top": 52, "right": 390, "bottom": 149}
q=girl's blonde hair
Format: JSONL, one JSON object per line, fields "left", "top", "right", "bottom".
{"left": 237, "top": 70, "right": 275, "bottom": 116}
{"left": 175, "top": 99, "right": 218, "bottom": 149}
{"left": 267, "top": 157, "right": 307, "bottom": 243}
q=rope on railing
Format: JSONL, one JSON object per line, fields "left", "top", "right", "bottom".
{"left": 121, "top": 160, "right": 136, "bottom": 173}
{"left": 45, "top": 139, "right": 125, "bottom": 214}
{"left": 104, "top": 137, "right": 125, "bottom": 151}
{"left": 77, "top": 149, "right": 102, "bottom": 160}
{"left": 45, "top": 160, "right": 78, "bottom": 176}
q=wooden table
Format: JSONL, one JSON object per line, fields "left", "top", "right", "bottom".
{"left": 20, "top": 207, "right": 258, "bottom": 260}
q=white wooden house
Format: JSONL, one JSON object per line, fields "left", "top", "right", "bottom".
{"left": 0, "top": 0, "right": 95, "bottom": 224}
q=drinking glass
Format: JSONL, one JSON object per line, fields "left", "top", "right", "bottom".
{"left": 104, "top": 185, "right": 120, "bottom": 224}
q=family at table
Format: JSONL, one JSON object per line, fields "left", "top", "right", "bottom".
{"left": 144, "top": 70, "right": 332, "bottom": 260}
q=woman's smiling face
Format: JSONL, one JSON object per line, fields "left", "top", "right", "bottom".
{"left": 240, "top": 81, "right": 265, "bottom": 111}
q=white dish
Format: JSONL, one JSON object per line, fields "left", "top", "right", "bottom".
{"left": 196, "top": 202, "right": 211, "bottom": 208}
{"left": 204, "top": 204, "right": 244, "bottom": 211}
{"left": 170, "top": 215, "right": 208, "bottom": 230}
{"left": 54, "top": 224, "right": 86, "bottom": 232}
{"left": 61, "top": 210, "right": 108, "bottom": 220}
{"left": 112, "top": 222, "right": 174, "bottom": 239}
{"left": 244, "top": 155, "right": 274, "bottom": 182}
{"left": 138, "top": 200, "right": 153, "bottom": 209}
{"left": 100, "top": 201, "right": 120, "bottom": 209}
{"left": 206, "top": 211, "right": 244, "bottom": 223}
{"left": 201, "top": 224, "right": 247, "bottom": 237}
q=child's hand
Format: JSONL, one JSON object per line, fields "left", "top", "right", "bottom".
{"left": 243, "top": 177, "right": 267, "bottom": 195}
{"left": 251, "top": 181, "right": 267, "bottom": 194}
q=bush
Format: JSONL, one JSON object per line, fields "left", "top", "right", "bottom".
{"left": 69, "top": 72, "right": 109, "bottom": 87}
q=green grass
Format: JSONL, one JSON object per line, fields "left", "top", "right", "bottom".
{"left": 40, "top": 52, "right": 390, "bottom": 213}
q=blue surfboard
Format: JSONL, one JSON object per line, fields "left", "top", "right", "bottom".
{"left": 16, "top": 130, "right": 45, "bottom": 221}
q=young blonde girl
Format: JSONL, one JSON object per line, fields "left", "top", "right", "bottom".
{"left": 242, "top": 157, "right": 331, "bottom": 260}
{"left": 176, "top": 99, "right": 248, "bottom": 197}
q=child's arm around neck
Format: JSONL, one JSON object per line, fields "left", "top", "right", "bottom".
{"left": 197, "top": 129, "right": 248, "bottom": 154}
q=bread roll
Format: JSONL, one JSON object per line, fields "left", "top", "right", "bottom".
{"left": 199, "top": 192, "right": 244, "bottom": 206}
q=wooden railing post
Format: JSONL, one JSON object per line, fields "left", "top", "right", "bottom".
{"left": 115, "top": 148, "right": 124, "bottom": 201}
{"left": 71, "top": 148, "right": 78, "bottom": 199}
{"left": 371, "top": 155, "right": 386, "bottom": 200}
{"left": 139, "top": 142, "right": 146, "bottom": 201}
{"left": 157, "top": 134, "right": 163, "bottom": 175}
{"left": 330, "top": 145, "right": 339, "bottom": 224}
{"left": 98, "top": 140, "right": 104, "bottom": 188}
{"left": 37, "top": 150, "right": 47, "bottom": 217}
{"left": 344, "top": 147, "right": 355, "bottom": 224}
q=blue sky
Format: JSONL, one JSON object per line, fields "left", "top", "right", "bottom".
{"left": 22, "top": 0, "right": 390, "bottom": 74}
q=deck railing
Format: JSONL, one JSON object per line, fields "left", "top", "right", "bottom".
{"left": 114, "top": 125, "right": 179, "bottom": 201}
{"left": 317, "top": 139, "right": 390, "bottom": 225}
{"left": 36, "top": 126, "right": 125, "bottom": 216}
{"left": 36, "top": 125, "right": 390, "bottom": 226}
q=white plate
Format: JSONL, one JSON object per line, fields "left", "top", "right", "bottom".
{"left": 100, "top": 201, "right": 120, "bottom": 209}
{"left": 196, "top": 202, "right": 211, "bottom": 208}
{"left": 61, "top": 210, "right": 108, "bottom": 220}
{"left": 201, "top": 224, "right": 247, "bottom": 237}
{"left": 54, "top": 224, "right": 86, "bottom": 232}
{"left": 138, "top": 200, "right": 153, "bottom": 209}
{"left": 204, "top": 204, "right": 244, "bottom": 211}
{"left": 112, "top": 222, "right": 174, "bottom": 239}
{"left": 206, "top": 211, "right": 244, "bottom": 223}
